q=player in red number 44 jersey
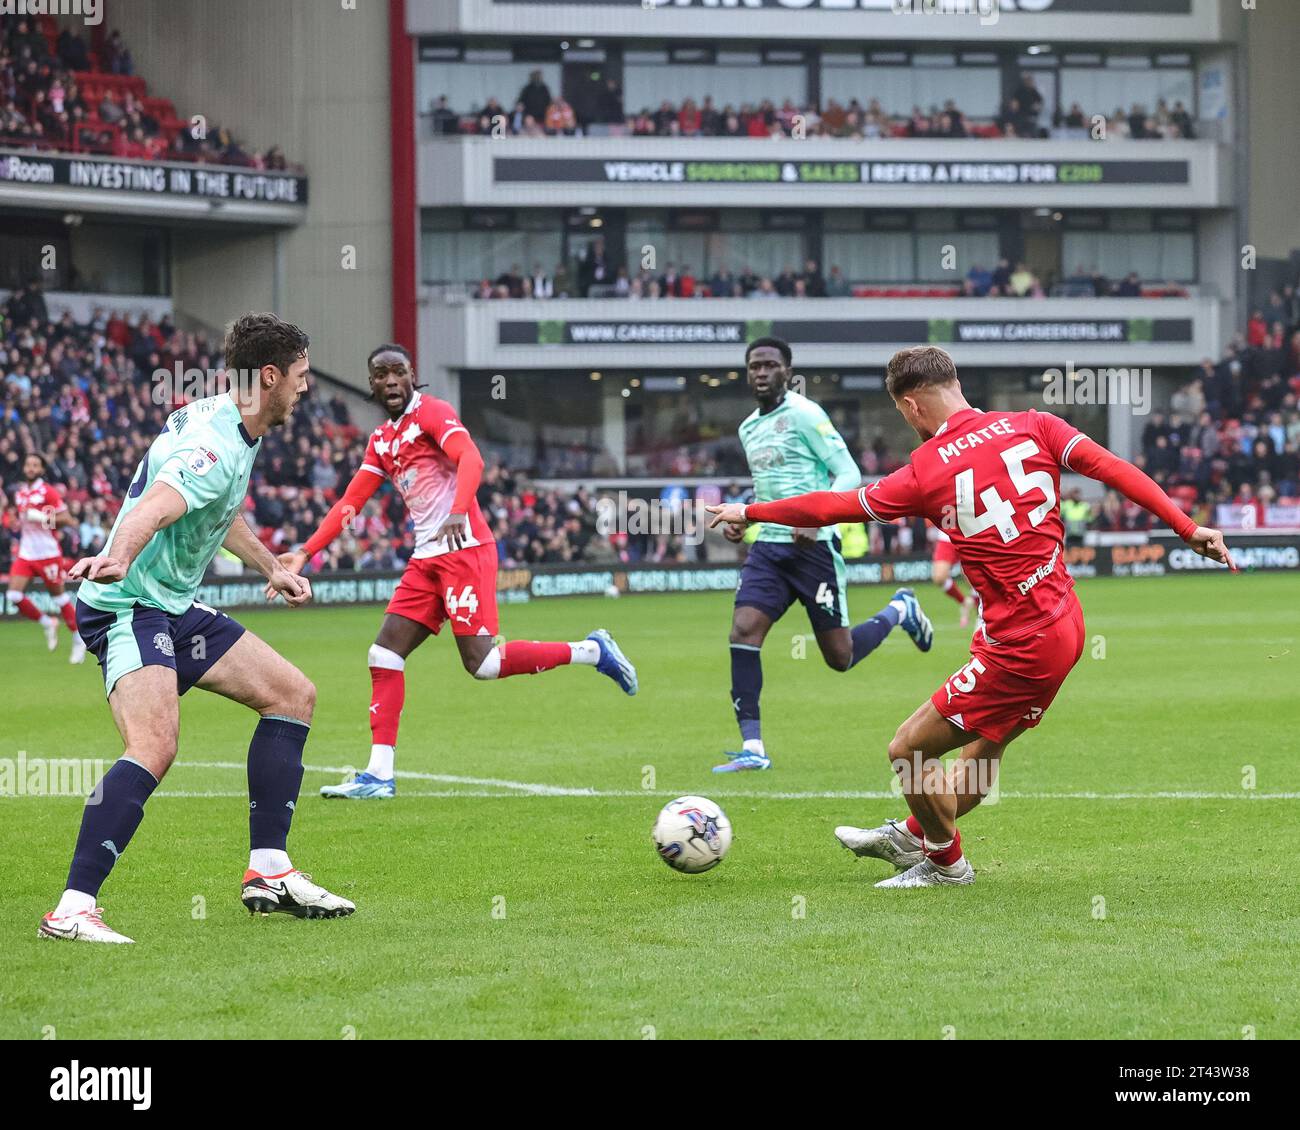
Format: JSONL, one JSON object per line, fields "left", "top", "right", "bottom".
{"left": 708, "top": 346, "right": 1234, "bottom": 888}
{"left": 5, "top": 454, "right": 86, "bottom": 664}
{"left": 278, "top": 345, "right": 637, "bottom": 799}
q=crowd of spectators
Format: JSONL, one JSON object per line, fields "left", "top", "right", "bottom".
{"left": 1108, "top": 287, "right": 1300, "bottom": 531}
{"left": 473, "top": 250, "right": 1174, "bottom": 302}
{"left": 432, "top": 70, "right": 1194, "bottom": 143}
{"left": 6, "top": 270, "right": 1297, "bottom": 585}
{"left": 0, "top": 294, "right": 645, "bottom": 580}
{"left": 1, "top": 15, "right": 294, "bottom": 169}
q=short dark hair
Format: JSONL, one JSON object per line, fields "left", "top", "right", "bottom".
{"left": 367, "top": 343, "right": 412, "bottom": 368}
{"left": 746, "top": 336, "right": 792, "bottom": 367}
{"left": 885, "top": 346, "right": 959, "bottom": 399}
{"left": 223, "top": 312, "right": 309, "bottom": 375}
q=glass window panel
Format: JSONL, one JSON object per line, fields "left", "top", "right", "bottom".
{"left": 916, "top": 232, "right": 999, "bottom": 281}
{"left": 421, "top": 229, "right": 563, "bottom": 284}
{"left": 623, "top": 64, "right": 807, "bottom": 114}
{"left": 417, "top": 61, "right": 562, "bottom": 115}
{"left": 1060, "top": 66, "right": 1194, "bottom": 117}
{"left": 1061, "top": 232, "right": 1195, "bottom": 282}
{"left": 825, "top": 66, "right": 999, "bottom": 117}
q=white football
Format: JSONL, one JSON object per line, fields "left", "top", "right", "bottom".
{"left": 652, "top": 795, "right": 732, "bottom": 873}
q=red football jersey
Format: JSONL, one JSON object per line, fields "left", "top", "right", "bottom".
{"left": 860, "top": 408, "right": 1087, "bottom": 644}
{"left": 360, "top": 392, "right": 493, "bottom": 559}
{"left": 13, "top": 479, "right": 66, "bottom": 561}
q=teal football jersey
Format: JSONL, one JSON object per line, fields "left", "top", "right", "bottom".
{"left": 739, "top": 391, "right": 860, "bottom": 543}
{"left": 79, "top": 395, "right": 261, "bottom": 615}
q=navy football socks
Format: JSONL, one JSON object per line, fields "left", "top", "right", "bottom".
{"left": 66, "top": 758, "right": 158, "bottom": 898}
{"left": 848, "top": 605, "right": 900, "bottom": 668}
{"left": 729, "top": 644, "right": 763, "bottom": 744}
{"left": 247, "top": 716, "right": 308, "bottom": 852}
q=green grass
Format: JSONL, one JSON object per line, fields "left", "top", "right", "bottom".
{"left": 2, "top": 574, "right": 1297, "bottom": 1039}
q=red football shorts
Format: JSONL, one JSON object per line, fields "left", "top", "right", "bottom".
{"left": 11, "top": 555, "right": 66, "bottom": 586}
{"left": 932, "top": 538, "right": 960, "bottom": 567}
{"left": 385, "top": 542, "right": 499, "bottom": 637}
{"left": 931, "top": 590, "right": 1086, "bottom": 744}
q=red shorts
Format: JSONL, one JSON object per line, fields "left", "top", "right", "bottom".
{"left": 931, "top": 591, "right": 1086, "bottom": 744}
{"left": 10, "top": 555, "right": 66, "bottom": 586}
{"left": 385, "top": 542, "right": 499, "bottom": 637}
{"left": 932, "top": 539, "right": 960, "bottom": 567}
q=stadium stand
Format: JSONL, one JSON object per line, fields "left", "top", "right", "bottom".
{"left": 473, "top": 260, "right": 1189, "bottom": 301}
{"left": 0, "top": 15, "right": 294, "bottom": 169}
{"left": 4, "top": 295, "right": 1298, "bottom": 576}
{"left": 435, "top": 87, "right": 1194, "bottom": 143}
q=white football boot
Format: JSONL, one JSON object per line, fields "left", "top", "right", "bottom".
{"left": 41, "top": 615, "right": 59, "bottom": 651}
{"left": 835, "top": 818, "right": 924, "bottom": 870}
{"left": 241, "top": 869, "right": 356, "bottom": 919}
{"left": 38, "top": 906, "right": 134, "bottom": 944}
{"left": 875, "top": 857, "right": 976, "bottom": 889}
{"left": 69, "top": 636, "right": 87, "bottom": 665}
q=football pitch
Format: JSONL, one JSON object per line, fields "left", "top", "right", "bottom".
{"left": 2, "top": 573, "right": 1296, "bottom": 1040}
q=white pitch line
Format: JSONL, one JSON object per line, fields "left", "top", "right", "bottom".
{"left": 181, "top": 759, "right": 601, "bottom": 796}
{"left": 139, "top": 763, "right": 1300, "bottom": 803}
{"left": 140, "top": 790, "right": 1300, "bottom": 801}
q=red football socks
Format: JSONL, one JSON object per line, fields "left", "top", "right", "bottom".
{"left": 498, "top": 640, "right": 572, "bottom": 678}
{"left": 367, "top": 666, "right": 405, "bottom": 746}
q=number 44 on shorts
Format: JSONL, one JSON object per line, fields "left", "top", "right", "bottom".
{"left": 444, "top": 585, "right": 479, "bottom": 616}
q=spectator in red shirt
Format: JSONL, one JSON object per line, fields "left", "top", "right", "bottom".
{"left": 1246, "top": 310, "right": 1268, "bottom": 348}
{"left": 678, "top": 99, "right": 701, "bottom": 136}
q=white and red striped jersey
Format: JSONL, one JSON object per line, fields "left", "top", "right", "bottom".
{"left": 360, "top": 392, "right": 492, "bottom": 559}
{"left": 12, "top": 479, "right": 66, "bottom": 560}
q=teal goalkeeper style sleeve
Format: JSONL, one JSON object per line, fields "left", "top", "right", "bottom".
{"left": 797, "top": 407, "right": 861, "bottom": 491}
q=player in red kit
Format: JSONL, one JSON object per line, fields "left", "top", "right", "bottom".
{"left": 708, "top": 346, "right": 1234, "bottom": 887}
{"left": 278, "top": 345, "right": 637, "bottom": 799}
{"left": 5, "top": 454, "right": 86, "bottom": 663}
{"left": 930, "top": 525, "right": 978, "bottom": 627}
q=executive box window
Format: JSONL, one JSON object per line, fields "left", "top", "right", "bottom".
{"left": 421, "top": 209, "right": 566, "bottom": 287}
{"left": 623, "top": 47, "right": 809, "bottom": 116}
{"left": 823, "top": 211, "right": 999, "bottom": 284}
{"left": 0, "top": 217, "right": 168, "bottom": 296}
{"left": 625, "top": 209, "right": 805, "bottom": 283}
{"left": 1060, "top": 211, "right": 1196, "bottom": 283}
{"left": 822, "top": 54, "right": 1000, "bottom": 121}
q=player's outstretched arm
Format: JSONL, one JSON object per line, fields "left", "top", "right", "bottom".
{"left": 708, "top": 489, "right": 866, "bottom": 533}
{"left": 69, "top": 481, "right": 187, "bottom": 583}
{"left": 287, "top": 465, "right": 384, "bottom": 572}
{"left": 1065, "top": 437, "right": 1236, "bottom": 571}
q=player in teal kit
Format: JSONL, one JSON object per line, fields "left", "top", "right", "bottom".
{"left": 716, "top": 338, "right": 934, "bottom": 773}
{"left": 38, "top": 313, "right": 355, "bottom": 945}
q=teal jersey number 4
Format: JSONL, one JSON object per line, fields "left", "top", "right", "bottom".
{"left": 739, "top": 391, "right": 861, "bottom": 543}
{"left": 79, "top": 395, "right": 261, "bottom": 615}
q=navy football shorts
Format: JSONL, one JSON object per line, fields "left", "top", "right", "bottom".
{"left": 76, "top": 599, "right": 247, "bottom": 697}
{"left": 734, "top": 537, "right": 850, "bottom": 633}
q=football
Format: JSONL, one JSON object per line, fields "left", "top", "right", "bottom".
{"left": 652, "top": 796, "right": 732, "bottom": 873}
